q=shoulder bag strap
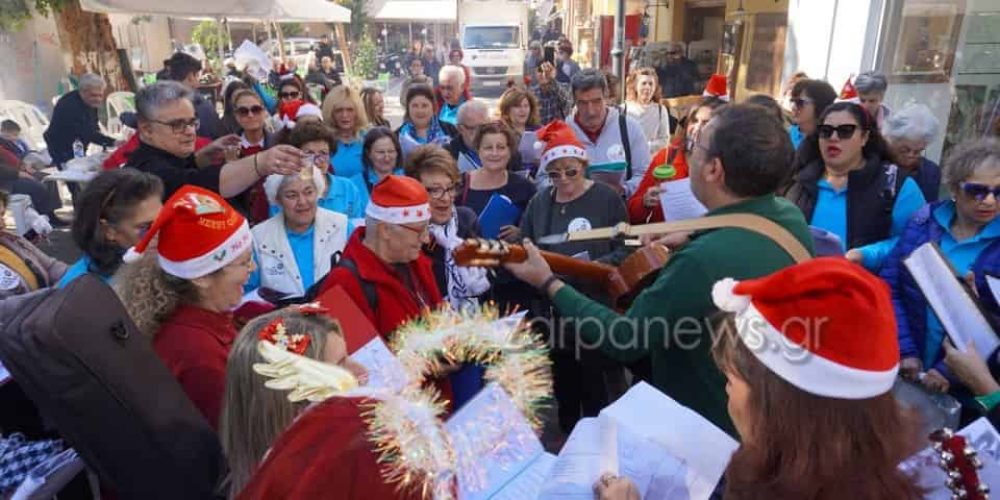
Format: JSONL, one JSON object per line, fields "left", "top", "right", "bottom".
{"left": 618, "top": 110, "right": 632, "bottom": 181}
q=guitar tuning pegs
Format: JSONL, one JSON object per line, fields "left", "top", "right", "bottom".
{"left": 951, "top": 487, "right": 968, "bottom": 500}
{"left": 941, "top": 451, "right": 956, "bottom": 464}
{"left": 978, "top": 483, "right": 990, "bottom": 496}
{"left": 932, "top": 428, "right": 956, "bottom": 441}
{"left": 964, "top": 446, "right": 978, "bottom": 458}
{"left": 971, "top": 456, "right": 983, "bottom": 469}
{"left": 934, "top": 442, "right": 945, "bottom": 452}
{"left": 947, "top": 470, "right": 963, "bottom": 482}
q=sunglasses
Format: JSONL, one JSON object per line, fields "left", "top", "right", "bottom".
{"left": 279, "top": 91, "right": 301, "bottom": 99}
{"left": 546, "top": 168, "right": 580, "bottom": 180}
{"left": 817, "top": 124, "right": 860, "bottom": 140}
{"left": 961, "top": 182, "right": 1000, "bottom": 202}
{"left": 235, "top": 105, "right": 264, "bottom": 117}
{"left": 791, "top": 97, "right": 813, "bottom": 109}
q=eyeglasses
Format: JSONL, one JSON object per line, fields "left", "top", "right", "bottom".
{"left": 546, "top": 168, "right": 580, "bottom": 180}
{"left": 279, "top": 91, "right": 301, "bottom": 99}
{"left": 817, "top": 124, "right": 860, "bottom": 140}
{"left": 961, "top": 182, "right": 1000, "bottom": 202}
{"left": 791, "top": 98, "right": 813, "bottom": 109}
{"left": 397, "top": 223, "right": 430, "bottom": 236}
{"left": 152, "top": 118, "right": 199, "bottom": 134}
{"left": 235, "top": 105, "right": 265, "bottom": 117}
{"left": 424, "top": 185, "right": 456, "bottom": 200}
{"left": 896, "top": 146, "right": 925, "bottom": 158}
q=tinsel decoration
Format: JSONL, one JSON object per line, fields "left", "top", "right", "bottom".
{"left": 390, "top": 304, "right": 553, "bottom": 430}
{"left": 253, "top": 340, "right": 456, "bottom": 499}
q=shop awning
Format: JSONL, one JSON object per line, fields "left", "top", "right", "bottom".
{"left": 80, "top": 0, "right": 274, "bottom": 16}
{"left": 226, "top": 0, "right": 351, "bottom": 23}
{"left": 370, "top": 0, "right": 456, "bottom": 22}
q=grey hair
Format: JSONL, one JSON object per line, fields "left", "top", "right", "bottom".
{"left": 854, "top": 71, "right": 887, "bottom": 95}
{"left": 439, "top": 65, "right": 466, "bottom": 85}
{"left": 135, "top": 81, "right": 194, "bottom": 121}
{"left": 571, "top": 68, "right": 608, "bottom": 96}
{"left": 943, "top": 138, "right": 1000, "bottom": 190}
{"left": 529, "top": 40, "right": 542, "bottom": 49}
{"left": 78, "top": 73, "right": 107, "bottom": 91}
{"left": 457, "top": 99, "right": 489, "bottom": 125}
{"left": 883, "top": 104, "right": 940, "bottom": 144}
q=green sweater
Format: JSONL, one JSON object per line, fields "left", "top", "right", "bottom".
{"left": 552, "top": 195, "right": 815, "bottom": 437}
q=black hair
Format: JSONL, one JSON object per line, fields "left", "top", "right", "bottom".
{"left": 161, "top": 52, "right": 203, "bottom": 82}
{"left": 361, "top": 127, "right": 403, "bottom": 193}
{"left": 403, "top": 84, "right": 437, "bottom": 123}
{"left": 819, "top": 101, "right": 889, "bottom": 160}
{"left": 0, "top": 190, "right": 8, "bottom": 208}
{"left": 704, "top": 103, "right": 795, "bottom": 197}
{"left": 1, "top": 119, "right": 20, "bottom": 133}
{"left": 73, "top": 169, "right": 163, "bottom": 277}
{"left": 790, "top": 79, "right": 837, "bottom": 121}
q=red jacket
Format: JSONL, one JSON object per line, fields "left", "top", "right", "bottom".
{"left": 626, "top": 139, "right": 690, "bottom": 224}
{"left": 318, "top": 227, "right": 442, "bottom": 341}
{"left": 237, "top": 397, "right": 439, "bottom": 500}
{"left": 152, "top": 304, "right": 237, "bottom": 429}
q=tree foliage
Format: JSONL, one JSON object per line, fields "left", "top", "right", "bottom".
{"left": 334, "top": 0, "right": 368, "bottom": 43}
{"left": 0, "top": 0, "right": 71, "bottom": 31}
{"left": 191, "top": 20, "right": 231, "bottom": 61}
{"left": 353, "top": 34, "right": 377, "bottom": 79}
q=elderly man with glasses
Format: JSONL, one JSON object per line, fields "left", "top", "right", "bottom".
{"left": 126, "top": 81, "right": 306, "bottom": 199}
{"left": 436, "top": 65, "right": 472, "bottom": 126}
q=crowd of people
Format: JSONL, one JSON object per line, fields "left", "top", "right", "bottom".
{"left": 1, "top": 36, "right": 1000, "bottom": 499}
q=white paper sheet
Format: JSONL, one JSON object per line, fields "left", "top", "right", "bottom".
{"left": 987, "top": 275, "right": 1000, "bottom": 311}
{"left": 518, "top": 130, "right": 541, "bottom": 164}
{"left": 600, "top": 382, "right": 737, "bottom": 500}
{"left": 446, "top": 383, "right": 547, "bottom": 500}
{"left": 904, "top": 243, "right": 1000, "bottom": 358}
{"left": 349, "top": 337, "right": 409, "bottom": 393}
{"left": 491, "top": 452, "right": 557, "bottom": 500}
{"left": 658, "top": 178, "right": 708, "bottom": 222}
{"left": 539, "top": 418, "right": 614, "bottom": 499}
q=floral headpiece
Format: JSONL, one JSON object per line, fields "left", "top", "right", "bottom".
{"left": 258, "top": 318, "right": 311, "bottom": 355}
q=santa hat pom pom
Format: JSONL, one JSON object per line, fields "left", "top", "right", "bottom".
{"left": 534, "top": 140, "right": 546, "bottom": 153}
{"left": 712, "top": 278, "right": 751, "bottom": 313}
{"left": 122, "top": 246, "right": 143, "bottom": 264}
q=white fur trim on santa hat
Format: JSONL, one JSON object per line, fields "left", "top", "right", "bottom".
{"left": 158, "top": 220, "right": 253, "bottom": 280}
{"left": 703, "top": 90, "right": 730, "bottom": 102}
{"left": 263, "top": 167, "right": 329, "bottom": 207}
{"left": 365, "top": 202, "right": 431, "bottom": 225}
{"left": 540, "top": 144, "right": 587, "bottom": 170}
{"left": 728, "top": 301, "right": 898, "bottom": 399}
{"left": 296, "top": 103, "right": 322, "bottom": 120}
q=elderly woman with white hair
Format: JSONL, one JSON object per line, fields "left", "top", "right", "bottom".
{"left": 437, "top": 64, "right": 471, "bottom": 126}
{"left": 854, "top": 71, "right": 890, "bottom": 128}
{"left": 884, "top": 103, "right": 943, "bottom": 202}
{"left": 246, "top": 160, "right": 351, "bottom": 299}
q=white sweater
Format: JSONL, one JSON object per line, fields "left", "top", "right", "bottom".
{"left": 622, "top": 101, "right": 671, "bottom": 153}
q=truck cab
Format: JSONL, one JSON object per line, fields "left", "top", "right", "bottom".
{"left": 459, "top": 0, "right": 528, "bottom": 93}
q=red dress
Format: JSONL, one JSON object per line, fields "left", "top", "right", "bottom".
{"left": 626, "top": 139, "right": 690, "bottom": 224}
{"left": 237, "top": 396, "right": 438, "bottom": 500}
{"left": 152, "top": 304, "right": 237, "bottom": 429}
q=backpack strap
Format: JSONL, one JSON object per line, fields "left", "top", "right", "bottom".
{"left": 618, "top": 110, "right": 633, "bottom": 182}
{"left": 336, "top": 254, "right": 379, "bottom": 312}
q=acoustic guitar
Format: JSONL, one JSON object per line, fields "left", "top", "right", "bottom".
{"left": 929, "top": 427, "right": 990, "bottom": 499}
{"left": 452, "top": 238, "right": 670, "bottom": 309}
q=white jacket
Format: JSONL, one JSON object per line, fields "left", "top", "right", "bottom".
{"left": 251, "top": 208, "right": 349, "bottom": 298}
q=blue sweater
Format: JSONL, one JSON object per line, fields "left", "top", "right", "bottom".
{"left": 880, "top": 201, "right": 1000, "bottom": 375}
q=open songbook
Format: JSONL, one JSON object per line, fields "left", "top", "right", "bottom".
{"left": 903, "top": 242, "right": 1000, "bottom": 359}
{"left": 446, "top": 381, "right": 738, "bottom": 499}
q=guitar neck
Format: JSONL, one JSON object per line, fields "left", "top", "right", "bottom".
{"left": 503, "top": 246, "right": 616, "bottom": 283}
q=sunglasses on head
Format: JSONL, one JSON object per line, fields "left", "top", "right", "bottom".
{"left": 817, "top": 124, "right": 860, "bottom": 140}
{"left": 279, "top": 91, "right": 301, "bottom": 99}
{"left": 961, "top": 182, "right": 1000, "bottom": 202}
{"left": 235, "top": 105, "right": 264, "bottom": 117}
{"left": 546, "top": 168, "right": 580, "bottom": 180}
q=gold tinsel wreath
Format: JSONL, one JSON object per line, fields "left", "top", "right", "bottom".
{"left": 253, "top": 339, "right": 457, "bottom": 499}
{"left": 390, "top": 304, "right": 553, "bottom": 431}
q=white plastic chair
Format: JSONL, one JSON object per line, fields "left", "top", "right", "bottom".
{"left": 0, "top": 100, "right": 51, "bottom": 152}
{"left": 105, "top": 91, "right": 135, "bottom": 138}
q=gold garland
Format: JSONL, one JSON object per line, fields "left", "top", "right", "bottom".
{"left": 390, "top": 304, "right": 553, "bottom": 430}
{"left": 253, "top": 340, "right": 457, "bottom": 499}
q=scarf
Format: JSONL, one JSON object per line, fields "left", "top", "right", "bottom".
{"left": 400, "top": 118, "right": 449, "bottom": 146}
{"left": 428, "top": 211, "right": 490, "bottom": 312}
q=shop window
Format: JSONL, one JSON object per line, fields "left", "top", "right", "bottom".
{"left": 887, "top": 0, "right": 966, "bottom": 83}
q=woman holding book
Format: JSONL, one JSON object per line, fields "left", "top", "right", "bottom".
{"left": 880, "top": 137, "right": 1000, "bottom": 396}
{"left": 596, "top": 258, "right": 924, "bottom": 499}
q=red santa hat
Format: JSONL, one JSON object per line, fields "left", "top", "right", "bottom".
{"left": 123, "top": 185, "right": 252, "bottom": 280}
{"left": 703, "top": 74, "right": 729, "bottom": 101}
{"left": 711, "top": 257, "right": 899, "bottom": 399}
{"left": 839, "top": 75, "right": 859, "bottom": 101}
{"left": 364, "top": 175, "right": 430, "bottom": 225}
{"left": 535, "top": 120, "right": 587, "bottom": 170}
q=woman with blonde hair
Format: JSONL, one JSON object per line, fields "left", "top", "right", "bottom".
{"left": 622, "top": 67, "right": 670, "bottom": 152}
{"left": 360, "top": 87, "right": 390, "bottom": 128}
{"left": 322, "top": 85, "right": 369, "bottom": 179}
{"left": 220, "top": 305, "right": 368, "bottom": 496}
{"left": 115, "top": 185, "right": 256, "bottom": 430}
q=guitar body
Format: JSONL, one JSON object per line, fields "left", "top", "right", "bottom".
{"left": 453, "top": 238, "right": 670, "bottom": 310}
